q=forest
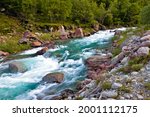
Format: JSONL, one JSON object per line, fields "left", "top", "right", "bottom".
{"left": 0, "top": 0, "right": 150, "bottom": 27}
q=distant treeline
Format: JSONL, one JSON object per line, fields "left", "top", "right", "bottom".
{"left": 0, "top": 0, "right": 150, "bottom": 26}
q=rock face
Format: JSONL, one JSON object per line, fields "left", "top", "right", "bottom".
{"left": 74, "top": 28, "right": 84, "bottom": 38}
{"left": 31, "top": 41, "right": 42, "bottom": 47}
{"left": 9, "top": 61, "right": 27, "bottom": 73}
{"left": 137, "top": 47, "right": 149, "bottom": 56}
{"left": 35, "top": 47, "right": 48, "bottom": 55}
{"left": 42, "top": 72, "right": 64, "bottom": 83}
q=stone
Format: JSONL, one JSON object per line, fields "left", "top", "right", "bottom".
{"left": 0, "top": 51, "right": 9, "bottom": 56}
{"left": 131, "top": 72, "right": 138, "bottom": 76}
{"left": 112, "top": 82, "right": 122, "bottom": 89}
{"left": 121, "top": 57, "right": 129, "bottom": 65}
{"left": 122, "top": 46, "right": 132, "bottom": 54}
{"left": 35, "top": 47, "right": 48, "bottom": 55}
{"left": 18, "top": 38, "right": 28, "bottom": 44}
{"left": 101, "top": 90, "right": 118, "bottom": 98}
{"left": 42, "top": 72, "right": 64, "bottom": 83}
{"left": 123, "top": 93, "right": 130, "bottom": 99}
{"left": 86, "top": 55, "right": 111, "bottom": 68}
{"left": 140, "top": 41, "right": 150, "bottom": 47}
{"left": 111, "top": 52, "right": 125, "bottom": 66}
{"left": 140, "top": 35, "right": 150, "bottom": 41}
{"left": 59, "top": 26, "right": 68, "bottom": 40}
{"left": 136, "top": 94, "right": 144, "bottom": 100}
{"left": 137, "top": 47, "right": 149, "bottom": 56}
{"left": 74, "top": 28, "right": 84, "bottom": 38}
{"left": 31, "top": 41, "right": 42, "bottom": 47}
{"left": 144, "top": 30, "right": 150, "bottom": 36}
{"left": 9, "top": 61, "right": 27, "bottom": 73}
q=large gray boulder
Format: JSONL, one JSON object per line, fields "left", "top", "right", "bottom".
{"left": 42, "top": 72, "right": 64, "bottom": 83}
{"left": 137, "top": 47, "right": 149, "bottom": 56}
{"left": 9, "top": 61, "right": 27, "bottom": 73}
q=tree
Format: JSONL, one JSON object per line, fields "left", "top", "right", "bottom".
{"left": 140, "top": 5, "right": 150, "bottom": 24}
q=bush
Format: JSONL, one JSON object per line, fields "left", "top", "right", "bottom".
{"left": 102, "top": 82, "right": 112, "bottom": 90}
{"left": 140, "top": 5, "right": 150, "bottom": 24}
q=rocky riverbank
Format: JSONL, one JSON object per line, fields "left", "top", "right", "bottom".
{"left": 36, "top": 29, "right": 150, "bottom": 100}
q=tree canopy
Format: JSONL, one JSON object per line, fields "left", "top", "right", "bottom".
{"left": 0, "top": 0, "right": 150, "bottom": 26}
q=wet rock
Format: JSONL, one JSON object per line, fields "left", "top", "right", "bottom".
{"left": 112, "top": 82, "right": 122, "bottom": 89}
{"left": 101, "top": 90, "right": 118, "bottom": 98}
{"left": 137, "top": 47, "right": 149, "bottom": 56}
{"left": 0, "top": 51, "right": 9, "bottom": 56}
{"left": 74, "top": 28, "right": 84, "bottom": 38}
{"left": 42, "top": 72, "right": 64, "bottom": 83}
{"left": 35, "top": 47, "right": 48, "bottom": 55}
{"left": 31, "top": 41, "right": 42, "bottom": 47}
{"left": 9, "top": 61, "right": 27, "bottom": 73}
{"left": 42, "top": 41, "right": 55, "bottom": 49}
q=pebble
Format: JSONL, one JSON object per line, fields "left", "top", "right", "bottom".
{"left": 131, "top": 72, "right": 138, "bottom": 76}
{"left": 123, "top": 93, "right": 131, "bottom": 99}
{"left": 136, "top": 94, "right": 144, "bottom": 100}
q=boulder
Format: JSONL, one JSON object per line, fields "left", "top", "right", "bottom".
{"left": 143, "top": 30, "right": 150, "bottom": 36}
{"left": 140, "top": 41, "right": 150, "bottom": 47}
{"left": 9, "top": 61, "right": 27, "bottom": 73}
{"left": 59, "top": 26, "right": 68, "bottom": 40}
{"left": 137, "top": 47, "right": 149, "bottom": 56}
{"left": 35, "top": 47, "right": 48, "bottom": 55}
{"left": 42, "top": 41, "right": 55, "bottom": 49}
{"left": 86, "top": 55, "right": 111, "bottom": 68}
{"left": 74, "top": 28, "right": 84, "bottom": 38}
{"left": 42, "top": 72, "right": 64, "bottom": 83}
{"left": 111, "top": 52, "right": 125, "bottom": 66}
{"left": 122, "top": 46, "right": 132, "bottom": 54}
{"left": 31, "top": 41, "right": 42, "bottom": 47}
{"left": 19, "top": 31, "right": 39, "bottom": 44}
{"left": 140, "top": 35, "right": 150, "bottom": 41}
{"left": 0, "top": 51, "right": 9, "bottom": 56}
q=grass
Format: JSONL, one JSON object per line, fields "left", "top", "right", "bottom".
{"left": 0, "top": 35, "right": 30, "bottom": 54}
{"left": 118, "top": 86, "right": 131, "bottom": 93}
{"left": 102, "top": 82, "right": 112, "bottom": 90}
{"left": 0, "top": 13, "right": 24, "bottom": 35}
{"left": 144, "top": 83, "right": 150, "bottom": 90}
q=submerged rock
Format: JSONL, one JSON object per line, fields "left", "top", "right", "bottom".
{"left": 42, "top": 72, "right": 64, "bottom": 83}
{"left": 9, "top": 61, "right": 27, "bottom": 73}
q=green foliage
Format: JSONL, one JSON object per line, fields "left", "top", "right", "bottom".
{"left": 0, "top": 36, "right": 30, "bottom": 54}
{"left": 1, "top": 0, "right": 149, "bottom": 26}
{"left": 140, "top": 5, "right": 150, "bottom": 24}
{"left": 102, "top": 81, "right": 112, "bottom": 90}
{"left": 119, "top": 85, "right": 131, "bottom": 93}
{"left": 144, "top": 83, "right": 150, "bottom": 90}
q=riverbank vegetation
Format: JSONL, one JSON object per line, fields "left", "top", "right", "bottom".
{"left": 0, "top": 0, "right": 150, "bottom": 54}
